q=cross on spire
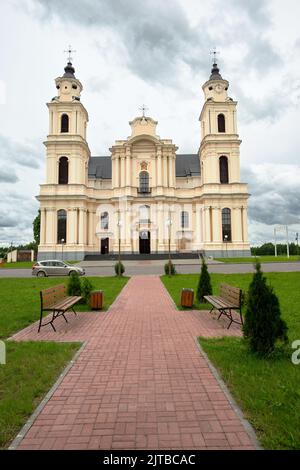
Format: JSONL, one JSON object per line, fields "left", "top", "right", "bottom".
{"left": 139, "top": 104, "right": 148, "bottom": 117}
{"left": 64, "top": 45, "right": 76, "bottom": 63}
{"left": 210, "top": 47, "right": 220, "bottom": 65}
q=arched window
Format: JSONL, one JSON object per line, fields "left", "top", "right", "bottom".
{"left": 222, "top": 208, "right": 232, "bottom": 242}
{"left": 217, "top": 113, "right": 225, "bottom": 133}
{"left": 139, "top": 205, "right": 150, "bottom": 224}
{"left": 139, "top": 171, "right": 150, "bottom": 193}
{"left": 219, "top": 156, "right": 229, "bottom": 184}
{"left": 181, "top": 211, "right": 189, "bottom": 228}
{"left": 58, "top": 157, "right": 68, "bottom": 184}
{"left": 101, "top": 211, "right": 109, "bottom": 230}
{"left": 57, "top": 209, "right": 67, "bottom": 243}
{"left": 61, "top": 114, "right": 69, "bottom": 133}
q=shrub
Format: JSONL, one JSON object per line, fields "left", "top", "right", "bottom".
{"left": 196, "top": 257, "right": 212, "bottom": 303}
{"left": 164, "top": 261, "right": 176, "bottom": 276}
{"left": 67, "top": 272, "right": 82, "bottom": 296}
{"left": 81, "top": 277, "right": 94, "bottom": 304}
{"left": 114, "top": 261, "right": 125, "bottom": 276}
{"left": 243, "top": 262, "right": 288, "bottom": 357}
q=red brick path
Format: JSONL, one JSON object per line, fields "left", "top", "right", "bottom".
{"left": 12, "top": 276, "right": 256, "bottom": 450}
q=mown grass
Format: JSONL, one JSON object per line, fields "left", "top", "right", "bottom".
{"left": 0, "top": 276, "right": 128, "bottom": 339}
{"left": 215, "top": 255, "right": 300, "bottom": 263}
{"left": 162, "top": 272, "right": 300, "bottom": 449}
{"left": 0, "top": 341, "right": 80, "bottom": 449}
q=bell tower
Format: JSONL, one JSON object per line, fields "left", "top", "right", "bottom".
{"left": 199, "top": 61, "right": 241, "bottom": 185}
{"left": 45, "top": 59, "right": 90, "bottom": 185}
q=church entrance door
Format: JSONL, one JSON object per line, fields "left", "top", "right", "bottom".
{"left": 101, "top": 238, "right": 109, "bottom": 254}
{"left": 139, "top": 231, "right": 150, "bottom": 254}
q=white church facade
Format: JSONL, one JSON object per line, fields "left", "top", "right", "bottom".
{"left": 37, "top": 60, "right": 251, "bottom": 260}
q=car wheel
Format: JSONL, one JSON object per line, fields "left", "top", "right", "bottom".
{"left": 37, "top": 271, "right": 46, "bottom": 277}
{"left": 69, "top": 270, "right": 76, "bottom": 276}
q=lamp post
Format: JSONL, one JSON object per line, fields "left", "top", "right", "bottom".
{"left": 224, "top": 234, "right": 228, "bottom": 257}
{"left": 117, "top": 219, "right": 122, "bottom": 276}
{"left": 61, "top": 238, "right": 65, "bottom": 261}
{"left": 166, "top": 217, "right": 172, "bottom": 277}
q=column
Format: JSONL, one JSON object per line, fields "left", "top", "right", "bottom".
{"left": 242, "top": 206, "right": 248, "bottom": 243}
{"left": 157, "top": 204, "right": 164, "bottom": 251}
{"left": 152, "top": 156, "right": 157, "bottom": 188}
{"left": 125, "top": 208, "right": 131, "bottom": 249}
{"left": 120, "top": 156, "right": 126, "bottom": 187}
{"left": 78, "top": 209, "right": 84, "bottom": 245}
{"left": 195, "top": 207, "right": 202, "bottom": 244}
{"left": 212, "top": 207, "right": 222, "bottom": 242}
{"left": 168, "top": 155, "right": 174, "bottom": 187}
{"left": 163, "top": 155, "right": 168, "bottom": 187}
{"left": 93, "top": 211, "right": 98, "bottom": 250}
{"left": 157, "top": 147, "right": 162, "bottom": 186}
{"left": 40, "top": 208, "right": 46, "bottom": 245}
{"left": 232, "top": 207, "right": 242, "bottom": 242}
{"left": 125, "top": 147, "right": 131, "bottom": 186}
{"left": 204, "top": 206, "right": 211, "bottom": 243}
{"left": 45, "top": 208, "right": 56, "bottom": 245}
{"left": 114, "top": 156, "right": 120, "bottom": 188}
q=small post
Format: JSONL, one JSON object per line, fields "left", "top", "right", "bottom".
{"left": 166, "top": 215, "right": 172, "bottom": 277}
{"left": 117, "top": 216, "right": 122, "bottom": 277}
{"left": 286, "top": 225, "right": 289, "bottom": 259}
{"left": 274, "top": 228, "right": 277, "bottom": 257}
{"left": 61, "top": 238, "right": 65, "bottom": 261}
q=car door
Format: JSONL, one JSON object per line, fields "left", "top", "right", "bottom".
{"left": 54, "top": 261, "right": 68, "bottom": 276}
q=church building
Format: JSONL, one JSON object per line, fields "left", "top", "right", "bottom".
{"left": 37, "top": 59, "right": 251, "bottom": 260}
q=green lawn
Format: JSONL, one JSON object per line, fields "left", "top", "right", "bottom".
{"left": 162, "top": 272, "right": 300, "bottom": 449}
{"left": 0, "top": 276, "right": 128, "bottom": 339}
{"left": 0, "top": 341, "right": 80, "bottom": 449}
{"left": 215, "top": 255, "right": 300, "bottom": 263}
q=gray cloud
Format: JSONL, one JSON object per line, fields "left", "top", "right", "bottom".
{"left": 0, "top": 134, "right": 42, "bottom": 169}
{"left": 242, "top": 164, "right": 300, "bottom": 226}
{"left": 0, "top": 168, "right": 19, "bottom": 183}
{"left": 32, "top": 0, "right": 280, "bottom": 84}
{"left": 0, "top": 192, "right": 38, "bottom": 243}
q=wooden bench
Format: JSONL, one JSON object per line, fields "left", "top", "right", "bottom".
{"left": 38, "top": 284, "right": 82, "bottom": 332}
{"left": 204, "top": 283, "right": 243, "bottom": 329}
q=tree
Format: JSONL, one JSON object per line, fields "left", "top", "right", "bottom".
{"left": 33, "top": 211, "right": 41, "bottom": 246}
{"left": 196, "top": 256, "right": 212, "bottom": 303}
{"left": 243, "top": 262, "right": 288, "bottom": 356}
{"left": 67, "top": 272, "right": 82, "bottom": 297}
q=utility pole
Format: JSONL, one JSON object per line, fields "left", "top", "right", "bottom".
{"left": 274, "top": 227, "right": 277, "bottom": 257}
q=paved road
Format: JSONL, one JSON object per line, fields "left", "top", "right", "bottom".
{"left": 0, "top": 261, "right": 299, "bottom": 277}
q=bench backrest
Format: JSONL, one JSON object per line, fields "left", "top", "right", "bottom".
{"left": 220, "top": 283, "right": 242, "bottom": 307}
{"left": 40, "top": 284, "right": 66, "bottom": 308}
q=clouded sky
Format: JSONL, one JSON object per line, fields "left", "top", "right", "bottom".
{"left": 0, "top": 0, "right": 299, "bottom": 247}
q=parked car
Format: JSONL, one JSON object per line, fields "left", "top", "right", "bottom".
{"left": 32, "top": 260, "right": 85, "bottom": 277}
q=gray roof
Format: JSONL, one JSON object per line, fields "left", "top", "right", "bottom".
{"left": 88, "top": 157, "right": 112, "bottom": 179}
{"left": 88, "top": 154, "right": 200, "bottom": 180}
{"left": 175, "top": 154, "right": 200, "bottom": 177}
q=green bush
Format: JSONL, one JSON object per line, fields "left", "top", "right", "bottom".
{"left": 243, "top": 262, "right": 288, "bottom": 356}
{"left": 114, "top": 261, "right": 125, "bottom": 276}
{"left": 164, "top": 261, "right": 176, "bottom": 276}
{"left": 67, "top": 272, "right": 82, "bottom": 296}
{"left": 196, "top": 257, "right": 212, "bottom": 303}
{"left": 81, "top": 277, "right": 94, "bottom": 304}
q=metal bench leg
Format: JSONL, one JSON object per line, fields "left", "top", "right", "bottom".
{"left": 227, "top": 310, "right": 233, "bottom": 329}
{"left": 38, "top": 312, "right": 43, "bottom": 333}
{"left": 62, "top": 313, "right": 68, "bottom": 323}
{"left": 71, "top": 306, "right": 77, "bottom": 316}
